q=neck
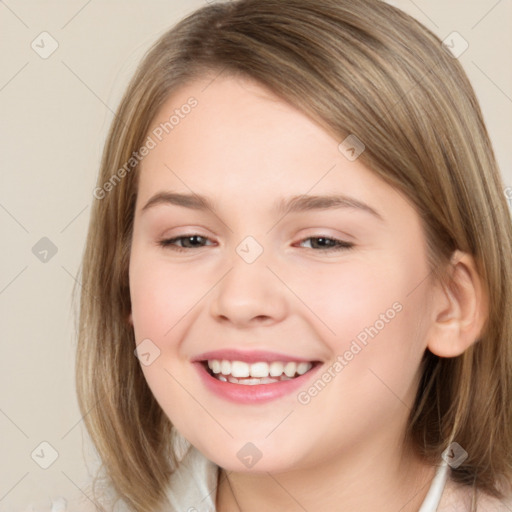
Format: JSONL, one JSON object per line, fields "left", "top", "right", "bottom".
{"left": 216, "top": 439, "right": 436, "bottom": 512}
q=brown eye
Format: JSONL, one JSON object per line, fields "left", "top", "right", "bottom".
{"left": 158, "top": 234, "right": 214, "bottom": 251}
{"left": 297, "top": 236, "right": 354, "bottom": 251}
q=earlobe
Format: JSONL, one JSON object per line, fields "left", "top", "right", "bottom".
{"left": 426, "top": 251, "right": 487, "bottom": 358}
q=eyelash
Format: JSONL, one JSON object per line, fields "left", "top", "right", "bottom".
{"left": 157, "top": 234, "right": 354, "bottom": 252}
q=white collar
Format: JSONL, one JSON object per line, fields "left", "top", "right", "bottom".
{"left": 418, "top": 459, "right": 449, "bottom": 511}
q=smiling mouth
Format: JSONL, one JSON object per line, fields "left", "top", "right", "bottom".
{"left": 201, "top": 359, "right": 319, "bottom": 385}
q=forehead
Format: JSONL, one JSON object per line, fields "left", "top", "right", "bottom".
{"left": 135, "top": 74, "right": 405, "bottom": 219}
{"left": 143, "top": 74, "right": 340, "bottom": 168}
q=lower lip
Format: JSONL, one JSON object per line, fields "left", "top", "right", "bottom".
{"left": 193, "top": 362, "right": 322, "bottom": 404}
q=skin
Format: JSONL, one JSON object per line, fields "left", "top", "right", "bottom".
{"left": 128, "top": 73, "right": 485, "bottom": 511}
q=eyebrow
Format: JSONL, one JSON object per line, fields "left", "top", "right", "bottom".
{"left": 141, "top": 191, "right": 384, "bottom": 221}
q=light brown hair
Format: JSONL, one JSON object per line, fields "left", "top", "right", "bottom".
{"left": 75, "top": 0, "right": 512, "bottom": 509}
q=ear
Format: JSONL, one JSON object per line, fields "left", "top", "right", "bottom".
{"left": 426, "top": 250, "right": 487, "bottom": 358}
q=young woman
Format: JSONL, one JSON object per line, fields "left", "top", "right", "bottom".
{"left": 75, "top": 0, "right": 512, "bottom": 510}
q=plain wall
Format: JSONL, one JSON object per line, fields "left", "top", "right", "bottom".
{"left": 1, "top": 0, "right": 511, "bottom": 509}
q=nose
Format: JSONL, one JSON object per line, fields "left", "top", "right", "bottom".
{"left": 209, "top": 254, "right": 288, "bottom": 329}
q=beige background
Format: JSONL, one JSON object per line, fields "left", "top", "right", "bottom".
{"left": 1, "top": 0, "right": 511, "bottom": 509}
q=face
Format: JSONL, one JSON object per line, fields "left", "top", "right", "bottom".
{"left": 128, "top": 74, "right": 435, "bottom": 473}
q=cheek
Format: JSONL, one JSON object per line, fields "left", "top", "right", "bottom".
{"left": 129, "top": 249, "right": 208, "bottom": 341}
{"left": 128, "top": 247, "right": 206, "bottom": 412}
{"left": 294, "top": 287, "right": 429, "bottom": 448}
{"left": 293, "top": 251, "right": 430, "bottom": 400}
{"left": 288, "top": 255, "right": 409, "bottom": 345}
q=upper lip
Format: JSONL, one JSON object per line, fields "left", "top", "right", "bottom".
{"left": 191, "top": 349, "right": 320, "bottom": 364}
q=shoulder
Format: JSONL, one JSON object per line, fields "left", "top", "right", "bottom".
{"left": 438, "top": 477, "right": 512, "bottom": 512}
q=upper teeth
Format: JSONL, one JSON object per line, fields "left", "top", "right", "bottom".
{"left": 207, "top": 360, "right": 312, "bottom": 378}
